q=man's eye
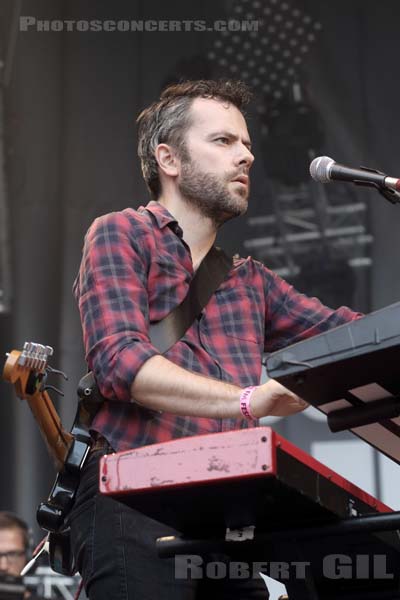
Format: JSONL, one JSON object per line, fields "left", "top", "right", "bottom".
{"left": 215, "top": 137, "right": 229, "bottom": 144}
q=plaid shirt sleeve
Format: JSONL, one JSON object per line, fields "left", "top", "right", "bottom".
{"left": 264, "top": 269, "right": 361, "bottom": 353}
{"left": 74, "top": 211, "right": 160, "bottom": 402}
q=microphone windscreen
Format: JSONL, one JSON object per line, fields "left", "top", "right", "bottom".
{"left": 309, "top": 156, "right": 334, "bottom": 183}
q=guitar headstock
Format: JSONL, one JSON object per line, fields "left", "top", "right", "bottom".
{"left": 3, "top": 342, "right": 54, "bottom": 399}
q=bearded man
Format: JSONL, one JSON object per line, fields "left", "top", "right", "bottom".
{"left": 70, "top": 80, "right": 359, "bottom": 599}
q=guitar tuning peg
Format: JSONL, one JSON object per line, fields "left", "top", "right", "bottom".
{"left": 46, "top": 365, "right": 68, "bottom": 381}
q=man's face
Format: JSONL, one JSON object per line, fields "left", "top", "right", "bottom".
{"left": 0, "top": 528, "right": 26, "bottom": 576}
{"left": 177, "top": 97, "right": 254, "bottom": 225}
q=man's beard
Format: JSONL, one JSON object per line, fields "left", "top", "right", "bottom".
{"left": 178, "top": 158, "right": 249, "bottom": 227}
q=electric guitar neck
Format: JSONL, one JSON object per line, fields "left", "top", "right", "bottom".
{"left": 3, "top": 342, "right": 73, "bottom": 471}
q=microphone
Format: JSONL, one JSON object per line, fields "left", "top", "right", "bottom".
{"left": 309, "top": 156, "right": 400, "bottom": 193}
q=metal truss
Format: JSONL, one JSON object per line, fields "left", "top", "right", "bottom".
{"left": 24, "top": 566, "right": 83, "bottom": 599}
{"left": 244, "top": 182, "right": 373, "bottom": 278}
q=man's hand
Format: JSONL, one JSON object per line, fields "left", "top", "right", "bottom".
{"left": 251, "top": 379, "right": 309, "bottom": 418}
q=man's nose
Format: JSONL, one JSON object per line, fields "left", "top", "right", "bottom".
{"left": 236, "top": 146, "right": 254, "bottom": 168}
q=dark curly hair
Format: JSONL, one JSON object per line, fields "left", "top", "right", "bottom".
{"left": 137, "top": 79, "right": 252, "bottom": 200}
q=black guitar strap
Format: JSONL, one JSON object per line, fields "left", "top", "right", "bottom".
{"left": 149, "top": 245, "right": 233, "bottom": 353}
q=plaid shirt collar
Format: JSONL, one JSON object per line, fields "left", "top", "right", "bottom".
{"left": 140, "top": 201, "right": 184, "bottom": 238}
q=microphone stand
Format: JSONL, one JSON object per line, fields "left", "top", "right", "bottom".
{"left": 354, "top": 166, "right": 400, "bottom": 204}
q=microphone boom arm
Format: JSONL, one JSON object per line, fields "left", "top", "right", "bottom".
{"left": 354, "top": 166, "right": 400, "bottom": 204}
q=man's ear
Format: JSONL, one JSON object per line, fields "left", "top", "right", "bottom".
{"left": 155, "top": 143, "right": 179, "bottom": 177}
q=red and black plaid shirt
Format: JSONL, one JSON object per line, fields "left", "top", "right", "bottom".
{"left": 73, "top": 201, "right": 359, "bottom": 451}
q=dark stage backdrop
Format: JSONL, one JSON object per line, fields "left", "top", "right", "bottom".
{"left": 0, "top": 0, "right": 399, "bottom": 538}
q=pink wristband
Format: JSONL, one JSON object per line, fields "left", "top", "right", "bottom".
{"left": 239, "top": 386, "right": 257, "bottom": 420}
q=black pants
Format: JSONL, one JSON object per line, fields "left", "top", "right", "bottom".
{"left": 69, "top": 449, "right": 269, "bottom": 600}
